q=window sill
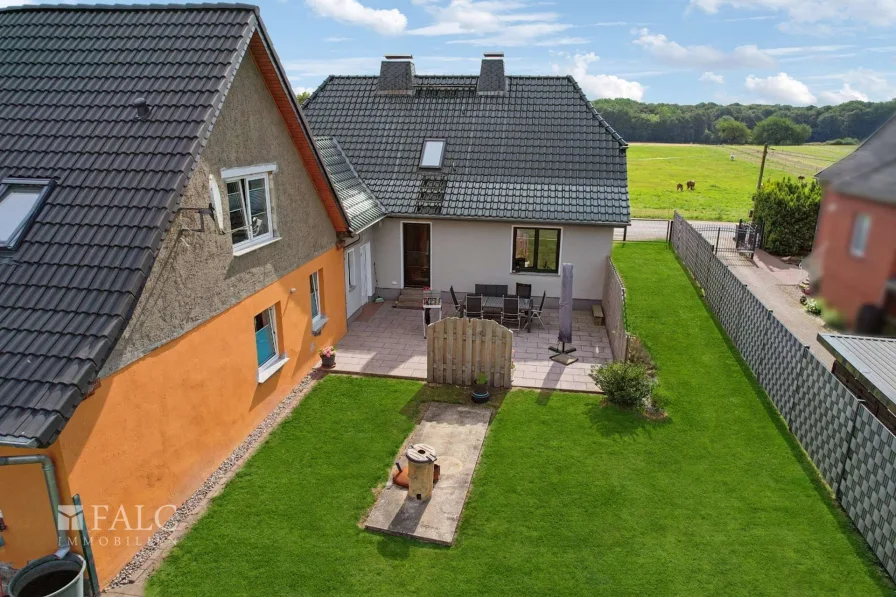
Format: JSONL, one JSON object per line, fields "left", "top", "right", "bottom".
{"left": 510, "top": 271, "right": 561, "bottom": 277}
{"left": 233, "top": 236, "right": 280, "bottom": 257}
{"left": 311, "top": 315, "right": 328, "bottom": 336}
{"left": 257, "top": 355, "right": 289, "bottom": 384}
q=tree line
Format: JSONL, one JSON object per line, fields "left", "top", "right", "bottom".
{"left": 591, "top": 98, "right": 896, "bottom": 144}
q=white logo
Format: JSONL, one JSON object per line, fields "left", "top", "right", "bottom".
{"left": 57, "top": 505, "right": 83, "bottom": 531}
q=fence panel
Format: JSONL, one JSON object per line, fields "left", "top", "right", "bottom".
{"left": 427, "top": 317, "right": 513, "bottom": 388}
{"left": 602, "top": 257, "right": 628, "bottom": 361}
{"left": 841, "top": 407, "right": 896, "bottom": 580}
{"left": 670, "top": 212, "right": 895, "bottom": 583}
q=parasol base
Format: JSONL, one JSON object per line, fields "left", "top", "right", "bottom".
{"left": 549, "top": 342, "right": 578, "bottom": 365}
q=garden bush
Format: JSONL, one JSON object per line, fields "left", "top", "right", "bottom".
{"left": 752, "top": 178, "right": 821, "bottom": 256}
{"left": 590, "top": 362, "right": 653, "bottom": 407}
{"left": 825, "top": 137, "right": 859, "bottom": 145}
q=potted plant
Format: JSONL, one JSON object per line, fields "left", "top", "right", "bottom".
{"left": 319, "top": 346, "right": 336, "bottom": 368}
{"left": 472, "top": 371, "right": 490, "bottom": 404}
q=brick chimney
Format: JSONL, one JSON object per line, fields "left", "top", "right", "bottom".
{"left": 477, "top": 52, "right": 506, "bottom": 95}
{"left": 377, "top": 55, "right": 415, "bottom": 95}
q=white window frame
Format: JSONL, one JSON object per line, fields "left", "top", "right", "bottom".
{"left": 255, "top": 305, "right": 288, "bottom": 383}
{"left": 850, "top": 213, "right": 871, "bottom": 258}
{"left": 0, "top": 178, "right": 54, "bottom": 251}
{"left": 419, "top": 139, "right": 446, "bottom": 169}
{"left": 311, "top": 270, "right": 324, "bottom": 325}
{"left": 225, "top": 171, "right": 275, "bottom": 255}
{"left": 346, "top": 247, "right": 357, "bottom": 289}
{"left": 509, "top": 225, "right": 563, "bottom": 275}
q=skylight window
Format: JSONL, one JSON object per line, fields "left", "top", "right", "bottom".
{"left": 420, "top": 139, "right": 446, "bottom": 168}
{"left": 0, "top": 179, "right": 53, "bottom": 250}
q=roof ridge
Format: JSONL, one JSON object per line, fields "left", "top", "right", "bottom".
{"left": 0, "top": 2, "right": 258, "bottom": 12}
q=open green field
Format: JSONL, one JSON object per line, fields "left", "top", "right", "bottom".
{"left": 147, "top": 242, "right": 891, "bottom": 596}
{"left": 628, "top": 143, "right": 855, "bottom": 221}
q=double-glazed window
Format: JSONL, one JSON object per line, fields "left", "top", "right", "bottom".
{"left": 850, "top": 213, "right": 871, "bottom": 257}
{"left": 512, "top": 227, "right": 561, "bottom": 274}
{"left": 310, "top": 271, "right": 323, "bottom": 323}
{"left": 226, "top": 174, "right": 273, "bottom": 250}
{"left": 0, "top": 179, "right": 53, "bottom": 250}
{"left": 419, "top": 139, "right": 446, "bottom": 168}
{"left": 254, "top": 306, "right": 280, "bottom": 369}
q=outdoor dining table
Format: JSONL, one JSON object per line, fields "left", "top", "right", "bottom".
{"left": 482, "top": 296, "right": 533, "bottom": 332}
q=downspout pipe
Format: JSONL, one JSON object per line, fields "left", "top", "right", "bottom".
{"left": 0, "top": 454, "right": 70, "bottom": 558}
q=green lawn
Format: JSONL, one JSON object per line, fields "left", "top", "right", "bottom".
{"left": 147, "top": 243, "right": 890, "bottom": 596}
{"left": 627, "top": 144, "right": 853, "bottom": 221}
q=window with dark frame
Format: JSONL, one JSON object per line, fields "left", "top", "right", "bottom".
{"left": 419, "top": 139, "right": 446, "bottom": 168}
{"left": 0, "top": 178, "right": 54, "bottom": 250}
{"left": 512, "top": 227, "right": 561, "bottom": 274}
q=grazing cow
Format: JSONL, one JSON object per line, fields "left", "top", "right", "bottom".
{"left": 730, "top": 154, "right": 735, "bottom": 161}
{"left": 676, "top": 183, "right": 684, "bottom": 191}
{"left": 798, "top": 175, "right": 806, "bottom": 181}
{"left": 687, "top": 180, "right": 696, "bottom": 191}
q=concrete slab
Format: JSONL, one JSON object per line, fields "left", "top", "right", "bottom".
{"left": 363, "top": 402, "right": 491, "bottom": 545}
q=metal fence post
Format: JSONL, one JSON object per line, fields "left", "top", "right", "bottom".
{"left": 623, "top": 226, "right": 627, "bottom": 242}
{"left": 715, "top": 227, "right": 721, "bottom": 255}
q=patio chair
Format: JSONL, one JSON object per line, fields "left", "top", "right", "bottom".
{"left": 529, "top": 291, "right": 547, "bottom": 330}
{"left": 501, "top": 296, "right": 521, "bottom": 330}
{"left": 465, "top": 295, "right": 484, "bottom": 319}
{"left": 515, "top": 283, "right": 532, "bottom": 299}
{"left": 449, "top": 285, "right": 464, "bottom": 317}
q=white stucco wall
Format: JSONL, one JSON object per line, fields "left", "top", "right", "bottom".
{"left": 370, "top": 217, "right": 614, "bottom": 301}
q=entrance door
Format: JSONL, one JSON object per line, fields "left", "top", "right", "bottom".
{"left": 403, "top": 222, "right": 431, "bottom": 288}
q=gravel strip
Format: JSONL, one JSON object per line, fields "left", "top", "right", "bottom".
{"left": 105, "top": 371, "right": 323, "bottom": 591}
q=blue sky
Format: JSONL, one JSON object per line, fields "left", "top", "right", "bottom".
{"left": 255, "top": 0, "right": 896, "bottom": 105}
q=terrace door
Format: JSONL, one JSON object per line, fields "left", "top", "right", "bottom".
{"left": 403, "top": 222, "right": 431, "bottom": 288}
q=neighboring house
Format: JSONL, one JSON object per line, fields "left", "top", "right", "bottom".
{"left": 819, "top": 334, "right": 896, "bottom": 434}
{"left": 0, "top": 4, "right": 350, "bottom": 584}
{"left": 815, "top": 118, "right": 896, "bottom": 333}
{"left": 304, "top": 54, "right": 630, "bottom": 313}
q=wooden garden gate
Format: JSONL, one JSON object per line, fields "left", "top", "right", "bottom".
{"left": 427, "top": 318, "right": 513, "bottom": 388}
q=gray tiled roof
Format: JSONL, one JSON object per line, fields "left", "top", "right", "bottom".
{"left": 819, "top": 334, "right": 896, "bottom": 412}
{"left": 302, "top": 74, "right": 630, "bottom": 225}
{"left": 0, "top": 3, "right": 258, "bottom": 447}
{"left": 315, "top": 137, "right": 385, "bottom": 232}
{"left": 818, "top": 115, "right": 896, "bottom": 206}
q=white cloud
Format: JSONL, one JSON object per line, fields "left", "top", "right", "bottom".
{"left": 633, "top": 28, "right": 775, "bottom": 69}
{"left": 818, "top": 83, "right": 869, "bottom": 104}
{"left": 407, "top": 0, "right": 584, "bottom": 46}
{"left": 689, "top": 0, "right": 896, "bottom": 27}
{"left": 304, "top": 0, "right": 407, "bottom": 35}
{"left": 762, "top": 44, "right": 853, "bottom": 56}
{"left": 323, "top": 36, "right": 353, "bottom": 42}
{"left": 594, "top": 21, "right": 628, "bottom": 26}
{"left": 744, "top": 72, "right": 817, "bottom": 104}
{"left": 292, "top": 86, "right": 317, "bottom": 96}
{"left": 805, "top": 68, "right": 896, "bottom": 100}
{"left": 700, "top": 71, "right": 725, "bottom": 83}
{"left": 555, "top": 52, "right": 646, "bottom": 100}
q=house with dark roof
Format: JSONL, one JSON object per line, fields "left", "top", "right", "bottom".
{"left": 303, "top": 54, "right": 630, "bottom": 316}
{"left": 0, "top": 3, "right": 351, "bottom": 583}
{"left": 814, "top": 118, "right": 896, "bottom": 333}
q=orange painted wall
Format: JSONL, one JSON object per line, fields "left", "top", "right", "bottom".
{"left": 0, "top": 443, "right": 72, "bottom": 568}
{"left": 28, "top": 247, "right": 346, "bottom": 584}
{"left": 814, "top": 188, "right": 896, "bottom": 325}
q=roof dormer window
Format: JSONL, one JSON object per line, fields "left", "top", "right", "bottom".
{"left": 0, "top": 178, "right": 54, "bottom": 251}
{"left": 420, "top": 139, "right": 446, "bottom": 169}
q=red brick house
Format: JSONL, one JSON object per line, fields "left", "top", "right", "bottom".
{"left": 815, "top": 118, "right": 896, "bottom": 334}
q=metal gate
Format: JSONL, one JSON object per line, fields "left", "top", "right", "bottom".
{"left": 691, "top": 220, "right": 763, "bottom": 258}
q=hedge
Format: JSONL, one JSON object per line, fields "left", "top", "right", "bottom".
{"left": 753, "top": 178, "right": 821, "bottom": 256}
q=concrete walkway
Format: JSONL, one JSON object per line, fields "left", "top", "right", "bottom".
{"left": 721, "top": 250, "right": 834, "bottom": 367}
{"left": 614, "top": 219, "right": 734, "bottom": 242}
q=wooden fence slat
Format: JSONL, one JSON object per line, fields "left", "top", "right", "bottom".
{"left": 445, "top": 318, "right": 455, "bottom": 384}
{"left": 434, "top": 319, "right": 443, "bottom": 384}
{"left": 463, "top": 317, "right": 473, "bottom": 385}
{"left": 427, "top": 324, "right": 434, "bottom": 383}
{"left": 503, "top": 331, "right": 513, "bottom": 388}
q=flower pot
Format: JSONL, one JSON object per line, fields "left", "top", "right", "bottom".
{"left": 321, "top": 354, "right": 336, "bottom": 368}
{"left": 471, "top": 383, "right": 490, "bottom": 404}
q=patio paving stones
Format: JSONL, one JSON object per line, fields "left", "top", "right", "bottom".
{"left": 326, "top": 306, "right": 612, "bottom": 392}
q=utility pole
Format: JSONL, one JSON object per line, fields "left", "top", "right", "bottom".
{"left": 757, "top": 144, "right": 769, "bottom": 190}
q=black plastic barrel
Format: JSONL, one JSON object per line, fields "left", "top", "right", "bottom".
{"left": 8, "top": 553, "right": 85, "bottom": 597}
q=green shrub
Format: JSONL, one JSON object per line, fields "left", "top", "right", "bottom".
{"left": 752, "top": 178, "right": 821, "bottom": 256}
{"left": 590, "top": 362, "right": 653, "bottom": 407}
{"left": 803, "top": 298, "right": 822, "bottom": 315}
{"left": 821, "top": 305, "right": 846, "bottom": 330}
{"left": 825, "top": 137, "right": 859, "bottom": 145}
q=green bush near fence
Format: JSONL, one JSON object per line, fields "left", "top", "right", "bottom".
{"left": 752, "top": 177, "right": 821, "bottom": 256}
